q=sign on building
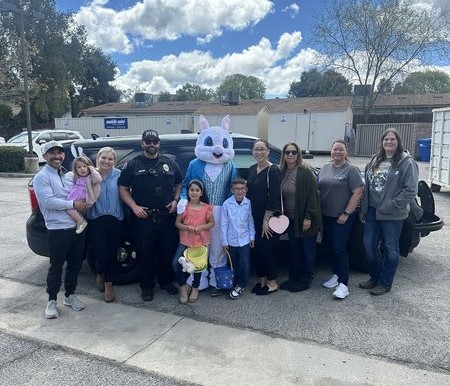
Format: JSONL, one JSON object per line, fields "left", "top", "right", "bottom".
{"left": 104, "top": 118, "right": 128, "bottom": 130}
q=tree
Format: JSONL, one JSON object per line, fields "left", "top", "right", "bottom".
{"left": 0, "top": 104, "right": 14, "bottom": 129}
{"left": 69, "top": 46, "right": 120, "bottom": 117}
{"left": 288, "top": 68, "right": 352, "bottom": 97}
{"left": 120, "top": 87, "right": 144, "bottom": 103}
{"left": 0, "top": 0, "right": 120, "bottom": 128}
{"left": 172, "top": 83, "right": 214, "bottom": 101}
{"left": 217, "top": 74, "right": 266, "bottom": 100}
{"left": 393, "top": 70, "right": 450, "bottom": 94}
{"left": 376, "top": 78, "right": 395, "bottom": 94}
{"left": 158, "top": 91, "right": 172, "bottom": 102}
{"left": 312, "top": 0, "right": 449, "bottom": 122}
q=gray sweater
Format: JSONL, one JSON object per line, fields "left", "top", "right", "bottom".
{"left": 361, "top": 151, "right": 419, "bottom": 220}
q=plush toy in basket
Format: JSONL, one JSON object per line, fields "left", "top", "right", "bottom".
{"left": 178, "top": 256, "right": 195, "bottom": 274}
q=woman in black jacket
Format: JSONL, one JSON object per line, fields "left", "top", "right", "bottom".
{"left": 246, "top": 139, "right": 282, "bottom": 295}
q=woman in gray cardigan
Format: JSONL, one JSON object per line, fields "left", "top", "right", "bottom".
{"left": 359, "top": 128, "right": 419, "bottom": 295}
{"left": 279, "top": 142, "right": 322, "bottom": 293}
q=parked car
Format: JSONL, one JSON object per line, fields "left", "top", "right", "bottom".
{"left": 0, "top": 129, "right": 84, "bottom": 164}
{"left": 26, "top": 133, "right": 444, "bottom": 284}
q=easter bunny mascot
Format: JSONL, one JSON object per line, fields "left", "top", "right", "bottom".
{"left": 177, "top": 115, "right": 237, "bottom": 292}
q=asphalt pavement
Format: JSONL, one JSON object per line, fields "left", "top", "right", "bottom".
{"left": 0, "top": 157, "right": 449, "bottom": 385}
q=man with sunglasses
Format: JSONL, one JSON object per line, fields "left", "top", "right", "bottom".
{"left": 119, "top": 129, "right": 182, "bottom": 301}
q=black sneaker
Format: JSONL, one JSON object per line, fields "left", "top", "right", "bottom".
{"left": 210, "top": 287, "right": 223, "bottom": 297}
{"left": 160, "top": 283, "right": 178, "bottom": 295}
{"left": 141, "top": 288, "right": 154, "bottom": 301}
{"left": 229, "top": 286, "right": 244, "bottom": 299}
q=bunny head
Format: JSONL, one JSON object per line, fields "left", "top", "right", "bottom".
{"left": 195, "top": 115, "right": 235, "bottom": 165}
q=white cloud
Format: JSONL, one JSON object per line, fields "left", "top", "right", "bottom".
{"left": 76, "top": 0, "right": 274, "bottom": 54}
{"left": 281, "top": 3, "right": 300, "bottom": 19}
{"left": 112, "top": 31, "right": 319, "bottom": 97}
{"left": 274, "top": 31, "right": 302, "bottom": 61}
{"left": 412, "top": 0, "right": 449, "bottom": 11}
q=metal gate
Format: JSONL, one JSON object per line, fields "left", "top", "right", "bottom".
{"left": 354, "top": 123, "right": 427, "bottom": 157}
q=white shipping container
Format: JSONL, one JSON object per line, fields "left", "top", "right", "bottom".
{"left": 268, "top": 110, "right": 353, "bottom": 152}
{"left": 430, "top": 107, "right": 450, "bottom": 191}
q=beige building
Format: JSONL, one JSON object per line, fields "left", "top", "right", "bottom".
{"left": 55, "top": 97, "right": 354, "bottom": 151}
{"left": 55, "top": 93, "right": 449, "bottom": 153}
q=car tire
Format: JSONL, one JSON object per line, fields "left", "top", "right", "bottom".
{"left": 86, "top": 242, "right": 142, "bottom": 285}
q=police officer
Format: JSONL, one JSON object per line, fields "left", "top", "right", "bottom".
{"left": 119, "top": 130, "right": 182, "bottom": 301}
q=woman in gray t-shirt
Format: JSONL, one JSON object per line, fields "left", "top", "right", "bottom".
{"left": 318, "top": 140, "right": 363, "bottom": 299}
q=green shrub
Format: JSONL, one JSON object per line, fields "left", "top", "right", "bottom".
{"left": 0, "top": 146, "right": 27, "bottom": 172}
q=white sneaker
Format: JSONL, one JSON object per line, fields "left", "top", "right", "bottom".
{"left": 45, "top": 300, "right": 58, "bottom": 319}
{"left": 332, "top": 283, "right": 349, "bottom": 299}
{"left": 229, "top": 286, "right": 244, "bottom": 299}
{"left": 76, "top": 220, "right": 88, "bottom": 234}
{"left": 322, "top": 274, "right": 339, "bottom": 288}
{"left": 63, "top": 294, "right": 86, "bottom": 311}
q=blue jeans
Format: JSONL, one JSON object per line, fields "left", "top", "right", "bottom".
{"left": 171, "top": 244, "right": 201, "bottom": 288}
{"left": 322, "top": 214, "right": 357, "bottom": 286}
{"left": 363, "top": 207, "right": 404, "bottom": 290}
{"left": 287, "top": 222, "right": 317, "bottom": 282}
{"left": 228, "top": 245, "right": 250, "bottom": 288}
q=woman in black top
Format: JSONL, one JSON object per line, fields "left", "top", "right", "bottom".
{"left": 246, "top": 139, "right": 282, "bottom": 295}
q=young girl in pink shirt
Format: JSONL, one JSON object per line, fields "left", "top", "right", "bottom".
{"left": 66, "top": 156, "right": 102, "bottom": 233}
{"left": 172, "top": 180, "right": 214, "bottom": 304}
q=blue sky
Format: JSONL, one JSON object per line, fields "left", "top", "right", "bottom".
{"left": 55, "top": 0, "right": 449, "bottom": 98}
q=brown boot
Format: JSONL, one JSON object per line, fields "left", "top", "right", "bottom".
{"left": 96, "top": 274, "right": 105, "bottom": 292}
{"left": 189, "top": 288, "right": 199, "bottom": 303}
{"left": 104, "top": 282, "right": 115, "bottom": 303}
{"left": 179, "top": 284, "right": 190, "bottom": 304}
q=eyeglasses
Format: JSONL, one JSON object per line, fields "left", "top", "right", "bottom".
{"left": 254, "top": 148, "right": 268, "bottom": 152}
{"left": 233, "top": 186, "right": 247, "bottom": 191}
{"left": 144, "top": 139, "right": 160, "bottom": 145}
{"left": 284, "top": 150, "right": 298, "bottom": 155}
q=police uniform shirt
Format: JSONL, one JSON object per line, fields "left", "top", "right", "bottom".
{"left": 118, "top": 154, "right": 182, "bottom": 210}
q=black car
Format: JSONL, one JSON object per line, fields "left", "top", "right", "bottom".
{"left": 26, "top": 133, "right": 444, "bottom": 284}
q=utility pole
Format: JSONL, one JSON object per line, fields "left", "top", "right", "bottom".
{"left": 0, "top": 0, "right": 44, "bottom": 173}
{"left": 303, "top": 108, "right": 314, "bottom": 159}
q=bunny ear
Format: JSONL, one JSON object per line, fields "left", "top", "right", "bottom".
{"left": 199, "top": 115, "right": 210, "bottom": 131}
{"left": 221, "top": 115, "right": 230, "bottom": 131}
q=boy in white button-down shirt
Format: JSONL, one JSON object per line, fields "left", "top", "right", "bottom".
{"left": 221, "top": 178, "right": 255, "bottom": 299}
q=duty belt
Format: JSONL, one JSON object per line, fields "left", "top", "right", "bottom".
{"left": 144, "top": 208, "right": 169, "bottom": 222}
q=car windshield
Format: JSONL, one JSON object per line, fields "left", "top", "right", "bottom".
{"left": 7, "top": 132, "right": 37, "bottom": 143}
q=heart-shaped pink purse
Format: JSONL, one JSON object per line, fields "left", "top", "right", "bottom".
{"left": 268, "top": 214, "right": 290, "bottom": 234}
{"left": 266, "top": 165, "right": 290, "bottom": 234}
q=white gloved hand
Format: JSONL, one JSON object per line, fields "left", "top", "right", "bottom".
{"left": 177, "top": 198, "right": 188, "bottom": 214}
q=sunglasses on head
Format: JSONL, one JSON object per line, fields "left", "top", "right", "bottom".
{"left": 284, "top": 150, "right": 298, "bottom": 155}
{"left": 144, "top": 139, "right": 160, "bottom": 145}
